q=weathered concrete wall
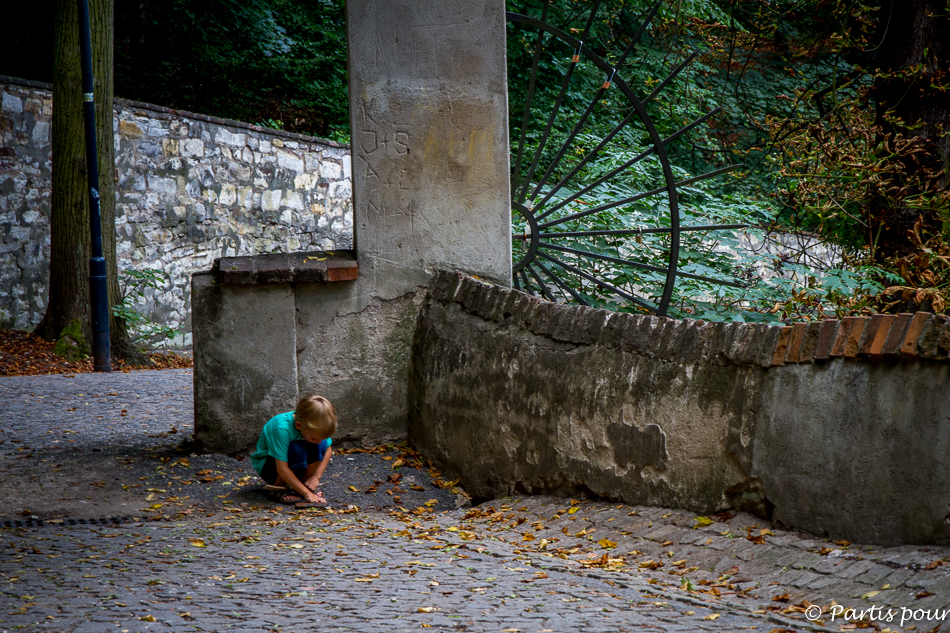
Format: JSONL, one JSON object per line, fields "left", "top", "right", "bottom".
{"left": 193, "top": 0, "right": 511, "bottom": 450}
{"left": 409, "top": 271, "right": 950, "bottom": 545}
{"left": 0, "top": 76, "right": 352, "bottom": 345}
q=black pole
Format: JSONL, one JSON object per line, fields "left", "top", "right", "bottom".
{"left": 77, "top": 0, "right": 112, "bottom": 372}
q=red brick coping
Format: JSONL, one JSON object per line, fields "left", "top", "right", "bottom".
{"left": 211, "top": 250, "right": 358, "bottom": 286}
{"left": 770, "top": 312, "right": 950, "bottom": 366}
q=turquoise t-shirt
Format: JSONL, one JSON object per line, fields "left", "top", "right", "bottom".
{"left": 251, "top": 412, "right": 332, "bottom": 475}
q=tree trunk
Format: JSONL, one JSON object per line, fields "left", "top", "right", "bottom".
{"left": 868, "top": 0, "right": 950, "bottom": 260}
{"left": 36, "top": 0, "right": 147, "bottom": 364}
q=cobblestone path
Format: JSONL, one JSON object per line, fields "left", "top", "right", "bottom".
{"left": 1, "top": 370, "right": 948, "bottom": 632}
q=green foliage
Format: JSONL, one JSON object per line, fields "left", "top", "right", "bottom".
{"left": 506, "top": 0, "right": 910, "bottom": 322}
{"left": 114, "top": 0, "right": 349, "bottom": 139}
{"left": 113, "top": 269, "right": 181, "bottom": 348}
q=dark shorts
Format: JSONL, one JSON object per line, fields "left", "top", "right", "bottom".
{"left": 260, "top": 439, "right": 329, "bottom": 485}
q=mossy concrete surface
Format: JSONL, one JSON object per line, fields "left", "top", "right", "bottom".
{"left": 53, "top": 318, "right": 89, "bottom": 362}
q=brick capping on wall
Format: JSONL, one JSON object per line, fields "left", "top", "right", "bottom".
{"left": 0, "top": 75, "right": 350, "bottom": 149}
{"left": 429, "top": 270, "right": 950, "bottom": 366}
{"left": 211, "top": 250, "right": 358, "bottom": 286}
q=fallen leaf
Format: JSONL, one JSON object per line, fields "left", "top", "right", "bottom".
{"left": 639, "top": 560, "right": 664, "bottom": 570}
{"left": 703, "top": 614, "right": 720, "bottom": 621}
{"left": 190, "top": 539, "right": 206, "bottom": 548}
{"left": 694, "top": 516, "right": 713, "bottom": 528}
{"left": 418, "top": 607, "right": 434, "bottom": 613}
{"left": 598, "top": 538, "right": 617, "bottom": 549}
{"left": 139, "top": 615, "right": 157, "bottom": 622}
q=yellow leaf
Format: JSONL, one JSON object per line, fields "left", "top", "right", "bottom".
{"left": 420, "top": 625, "right": 432, "bottom": 629}
{"left": 861, "top": 590, "right": 880, "bottom": 599}
{"left": 522, "top": 532, "right": 536, "bottom": 541}
{"left": 190, "top": 539, "right": 206, "bottom": 548}
{"left": 447, "top": 527, "right": 459, "bottom": 532}
{"left": 139, "top": 615, "right": 157, "bottom": 622}
{"left": 568, "top": 507, "right": 580, "bottom": 514}
{"left": 703, "top": 614, "right": 720, "bottom": 621}
{"left": 418, "top": 607, "right": 434, "bottom": 613}
{"left": 694, "top": 516, "right": 713, "bottom": 528}
{"left": 598, "top": 538, "right": 617, "bottom": 549}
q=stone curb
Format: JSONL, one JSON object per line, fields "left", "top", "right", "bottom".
{"left": 429, "top": 270, "right": 950, "bottom": 367}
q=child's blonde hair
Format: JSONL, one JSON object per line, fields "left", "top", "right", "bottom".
{"left": 295, "top": 395, "right": 337, "bottom": 437}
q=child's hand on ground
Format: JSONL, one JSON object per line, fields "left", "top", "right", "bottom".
{"left": 304, "top": 489, "right": 326, "bottom": 504}
{"left": 304, "top": 476, "right": 321, "bottom": 492}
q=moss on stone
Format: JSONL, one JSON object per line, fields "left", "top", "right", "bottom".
{"left": 54, "top": 319, "right": 90, "bottom": 362}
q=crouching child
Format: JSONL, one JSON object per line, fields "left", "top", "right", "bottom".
{"left": 251, "top": 395, "right": 336, "bottom": 506}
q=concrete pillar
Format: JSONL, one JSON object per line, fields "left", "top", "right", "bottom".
{"left": 296, "top": 0, "right": 511, "bottom": 443}
{"left": 346, "top": 0, "right": 512, "bottom": 289}
{"left": 193, "top": 0, "right": 511, "bottom": 451}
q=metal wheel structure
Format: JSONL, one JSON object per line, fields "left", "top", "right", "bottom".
{"left": 507, "top": 0, "right": 745, "bottom": 316}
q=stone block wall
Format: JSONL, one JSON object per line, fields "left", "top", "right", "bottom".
{"left": 0, "top": 76, "right": 352, "bottom": 345}
{"left": 409, "top": 271, "right": 950, "bottom": 546}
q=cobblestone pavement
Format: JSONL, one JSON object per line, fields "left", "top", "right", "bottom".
{"left": 1, "top": 370, "right": 949, "bottom": 632}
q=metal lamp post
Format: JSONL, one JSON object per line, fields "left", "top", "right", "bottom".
{"left": 76, "top": 0, "right": 112, "bottom": 371}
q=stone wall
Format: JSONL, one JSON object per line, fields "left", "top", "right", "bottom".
{"left": 409, "top": 271, "right": 950, "bottom": 546}
{"left": 0, "top": 76, "right": 352, "bottom": 345}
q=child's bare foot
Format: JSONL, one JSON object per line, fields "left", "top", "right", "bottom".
{"left": 269, "top": 490, "right": 304, "bottom": 505}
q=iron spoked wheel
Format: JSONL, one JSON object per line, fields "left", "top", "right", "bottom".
{"left": 507, "top": 0, "right": 745, "bottom": 316}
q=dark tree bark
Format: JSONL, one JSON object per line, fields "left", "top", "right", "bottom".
{"left": 868, "top": 0, "right": 950, "bottom": 260}
{"left": 35, "top": 0, "right": 146, "bottom": 364}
